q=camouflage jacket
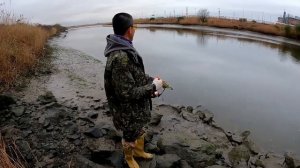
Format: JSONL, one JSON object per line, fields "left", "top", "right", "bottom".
{"left": 104, "top": 34, "right": 155, "bottom": 130}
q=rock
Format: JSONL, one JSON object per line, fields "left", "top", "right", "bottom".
{"left": 46, "top": 125, "right": 54, "bottom": 131}
{"left": 84, "top": 127, "right": 104, "bottom": 138}
{"left": 96, "top": 122, "right": 121, "bottom": 141}
{"left": 228, "top": 145, "right": 251, "bottom": 166}
{"left": 78, "top": 95, "right": 85, "bottom": 98}
{"left": 63, "top": 121, "right": 78, "bottom": 134}
{"left": 75, "top": 154, "right": 110, "bottom": 168}
{"left": 176, "top": 105, "right": 186, "bottom": 112}
{"left": 186, "top": 106, "right": 193, "bottom": 113}
{"left": 181, "top": 111, "right": 200, "bottom": 122}
{"left": 145, "top": 133, "right": 160, "bottom": 153}
{"left": 93, "top": 99, "right": 101, "bottom": 102}
{"left": 157, "top": 132, "right": 219, "bottom": 167}
{"left": 138, "top": 155, "right": 157, "bottom": 168}
{"left": 23, "top": 130, "right": 33, "bottom": 137}
{"left": 71, "top": 106, "right": 78, "bottom": 110}
{"left": 206, "top": 165, "right": 227, "bottom": 168}
{"left": 43, "top": 120, "right": 50, "bottom": 128}
{"left": 38, "top": 116, "right": 45, "bottom": 124}
{"left": 254, "top": 159, "right": 265, "bottom": 168}
{"left": 94, "top": 105, "right": 102, "bottom": 110}
{"left": 78, "top": 116, "right": 95, "bottom": 125}
{"left": 234, "top": 161, "right": 248, "bottom": 168}
{"left": 145, "top": 143, "right": 160, "bottom": 154}
{"left": 244, "top": 139, "right": 260, "bottom": 155}
{"left": 225, "top": 131, "right": 243, "bottom": 144}
{"left": 157, "top": 132, "right": 190, "bottom": 153}
{"left": 193, "top": 141, "right": 217, "bottom": 155}
{"left": 198, "top": 111, "right": 214, "bottom": 124}
{"left": 156, "top": 154, "right": 181, "bottom": 168}
{"left": 37, "top": 91, "right": 57, "bottom": 105}
{"left": 107, "top": 150, "right": 125, "bottom": 168}
{"left": 145, "top": 131, "right": 155, "bottom": 142}
{"left": 157, "top": 104, "right": 181, "bottom": 113}
{"left": 11, "top": 106, "right": 26, "bottom": 117}
{"left": 180, "top": 160, "right": 192, "bottom": 168}
{"left": 39, "top": 102, "right": 61, "bottom": 110}
{"left": 74, "top": 139, "right": 82, "bottom": 146}
{"left": 260, "top": 153, "right": 285, "bottom": 168}
{"left": 87, "top": 138, "right": 116, "bottom": 165}
{"left": 67, "top": 133, "right": 81, "bottom": 140}
{"left": 284, "top": 152, "right": 296, "bottom": 168}
{"left": 0, "top": 95, "right": 16, "bottom": 110}
{"left": 44, "top": 106, "right": 70, "bottom": 125}
{"left": 88, "top": 112, "right": 98, "bottom": 119}
{"left": 149, "top": 113, "right": 163, "bottom": 126}
{"left": 241, "top": 130, "right": 251, "bottom": 140}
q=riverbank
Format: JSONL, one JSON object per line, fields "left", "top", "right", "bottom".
{"left": 0, "top": 23, "right": 66, "bottom": 93}
{"left": 0, "top": 36, "right": 299, "bottom": 167}
{"left": 135, "top": 17, "right": 300, "bottom": 41}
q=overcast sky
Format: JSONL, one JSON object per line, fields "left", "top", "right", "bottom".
{"left": 1, "top": 0, "right": 300, "bottom": 26}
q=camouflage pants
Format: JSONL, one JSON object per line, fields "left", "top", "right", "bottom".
{"left": 110, "top": 103, "right": 149, "bottom": 142}
{"left": 123, "top": 128, "right": 145, "bottom": 142}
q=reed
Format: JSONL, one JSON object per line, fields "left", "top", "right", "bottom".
{"left": 0, "top": 24, "right": 53, "bottom": 89}
{"left": 0, "top": 135, "right": 25, "bottom": 168}
{"left": 0, "top": 3, "right": 62, "bottom": 92}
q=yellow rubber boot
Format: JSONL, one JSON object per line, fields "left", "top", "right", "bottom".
{"left": 122, "top": 141, "right": 140, "bottom": 168}
{"left": 133, "top": 133, "right": 153, "bottom": 159}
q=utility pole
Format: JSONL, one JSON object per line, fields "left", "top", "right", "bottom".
{"left": 174, "top": 9, "right": 175, "bottom": 17}
{"left": 186, "top": 7, "right": 188, "bottom": 17}
{"left": 218, "top": 8, "right": 220, "bottom": 18}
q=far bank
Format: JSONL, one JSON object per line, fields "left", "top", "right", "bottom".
{"left": 135, "top": 17, "right": 300, "bottom": 41}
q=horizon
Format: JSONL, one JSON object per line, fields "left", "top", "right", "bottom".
{"left": 1, "top": 0, "right": 300, "bottom": 26}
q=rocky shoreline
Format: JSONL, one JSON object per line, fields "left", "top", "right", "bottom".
{"left": 0, "top": 39, "right": 300, "bottom": 168}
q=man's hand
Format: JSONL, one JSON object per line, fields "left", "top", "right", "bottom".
{"left": 152, "top": 77, "right": 163, "bottom": 90}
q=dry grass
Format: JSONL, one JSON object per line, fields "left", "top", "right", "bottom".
{"left": 0, "top": 24, "right": 54, "bottom": 88}
{"left": 0, "top": 3, "right": 61, "bottom": 92}
{"left": 0, "top": 135, "right": 25, "bottom": 168}
{"left": 136, "top": 16, "right": 299, "bottom": 39}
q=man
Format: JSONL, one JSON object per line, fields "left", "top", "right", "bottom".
{"left": 104, "top": 13, "right": 166, "bottom": 168}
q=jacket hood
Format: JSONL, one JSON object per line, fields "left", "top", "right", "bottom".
{"left": 104, "top": 34, "right": 136, "bottom": 57}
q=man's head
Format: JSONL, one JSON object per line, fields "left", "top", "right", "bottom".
{"left": 112, "top": 13, "right": 136, "bottom": 41}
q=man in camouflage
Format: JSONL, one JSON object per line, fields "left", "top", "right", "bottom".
{"left": 104, "top": 13, "right": 165, "bottom": 168}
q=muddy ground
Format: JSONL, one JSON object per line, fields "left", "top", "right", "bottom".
{"left": 0, "top": 39, "right": 300, "bottom": 168}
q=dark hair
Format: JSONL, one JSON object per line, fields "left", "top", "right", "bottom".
{"left": 112, "top": 13, "right": 133, "bottom": 36}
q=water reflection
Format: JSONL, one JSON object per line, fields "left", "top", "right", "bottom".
{"left": 280, "top": 44, "right": 300, "bottom": 63}
{"left": 141, "top": 27, "right": 300, "bottom": 63}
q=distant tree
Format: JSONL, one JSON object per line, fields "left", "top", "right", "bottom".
{"left": 295, "top": 24, "right": 300, "bottom": 34}
{"left": 197, "top": 9, "right": 209, "bottom": 23}
{"left": 177, "top": 16, "right": 185, "bottom": 22}
{"left": 284, "top": 25, "right": 291, "bottom": 37}
{"left": 150, "top": 14, "right": 155, "bottom": 21}
{"left": 296, "top": 24, "right": 300, "bottom": 39}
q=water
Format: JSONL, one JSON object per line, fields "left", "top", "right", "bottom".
{"left": 56, "top": 25, "right": 300, "bottom": 155}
